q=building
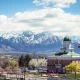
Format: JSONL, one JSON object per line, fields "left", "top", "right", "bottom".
{"left": 47, "top": 36, "right": 80, "bottom": 73}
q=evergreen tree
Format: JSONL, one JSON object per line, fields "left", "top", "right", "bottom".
{"left": 18, "top": 55, "right": 24, "bottom": 67}
{"left": 18, "top": 54, "right": 31, "bottom": 67}
{"left": 24, "top": 54, "right": 31, "bottom": 67}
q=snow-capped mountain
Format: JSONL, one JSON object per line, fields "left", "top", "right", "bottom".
{"left": 0, "top": 31, "right": 80, "bottom": 53}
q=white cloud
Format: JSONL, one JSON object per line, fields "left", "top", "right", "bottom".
{"left": 33, "top": 0, "right": 76, "bottom": 8}
{"left": 0, "top": 8, "right": 80, "bottom": 36}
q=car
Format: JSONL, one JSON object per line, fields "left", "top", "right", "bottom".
{"left": 47, "top": 74, "right": 59, "bottom": 80}
{"left": 42, "top": 74, "right": 48, "bottom": 77}
{"left": 51, "top": 74, "right": 59, "bottom": 78}
{"left": 38, "top": 67, "right": 47, "bottom": 73}
{"left": 60, "top": 76, "right": 70, "bottom": 79}
{"left": 21, "top": 67, "right": 29, "bottom": 73}
{"left": 47, "top": 75, "right": 53, "bottom": 80}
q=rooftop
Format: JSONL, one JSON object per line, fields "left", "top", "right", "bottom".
{"left": 63, "top": 36, "right": 71, "bottom": 41}
{"left": 53, "top": 52, "right": 80, "bottom": 58}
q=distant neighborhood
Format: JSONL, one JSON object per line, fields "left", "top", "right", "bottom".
{"left": 0, "top": 37, "right": 80, "bottom": 80}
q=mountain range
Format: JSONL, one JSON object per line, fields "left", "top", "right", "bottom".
{"left": 0, "top": 31, "right": 80, "bottom": 54}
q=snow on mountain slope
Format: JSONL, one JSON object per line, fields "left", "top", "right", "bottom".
{"left": 0, "top": 31, "right": 80, "bottom": 53}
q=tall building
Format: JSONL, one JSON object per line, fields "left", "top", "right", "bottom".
{"left": 60, "top": 36, "right": 73, "bottom": 53}
{"left": 47, "top": 37, "right": 80, "bottom": 73}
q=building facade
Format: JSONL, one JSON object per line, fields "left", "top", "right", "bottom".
{"left": 47, "top": 37, "right": 80, "bottom": 73}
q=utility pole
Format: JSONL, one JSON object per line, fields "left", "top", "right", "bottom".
{"left": 23, "top": 67, "right": 26, "bottom": 80}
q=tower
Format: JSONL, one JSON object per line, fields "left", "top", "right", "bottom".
{"left": 61, "top": 36, "right": 73, "bottom": 53}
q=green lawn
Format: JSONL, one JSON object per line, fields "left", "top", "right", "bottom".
{"left": 60, "top": 73, "right": 80, "bottom": 79}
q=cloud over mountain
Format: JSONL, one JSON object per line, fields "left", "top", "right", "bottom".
{"left": 0, "top": 0, "right": 80, "bottom": 36}
{"left": 0, "top": 7, "right": 80, "bottom": 36}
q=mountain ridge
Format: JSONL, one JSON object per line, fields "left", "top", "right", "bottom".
{"left": 0, "top": 31, "right": 80, "bottom": 53}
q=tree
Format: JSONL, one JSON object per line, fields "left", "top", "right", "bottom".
{"left": 0, "top": 59, "right": 9, "bottom": 69}
{"left": 9, "top": 60, "right": 18, "bottom": 73}
{"left": 65, "top": 62, "right": 80, "bottom": 78}
{"left": 24, "top": 54, "right": 31, "bottom": 67}
{"left": 29, "top": 58, "right": 47, "bottom": 69}
{"left": 38, "top": 58, "right": 47, "bottom": 67}
{"left": 18, "top": 54, "right": 31, "bottom": 67}
{"left": 2, "top": 59, "right": 10, "bottom": 68}
{"left": 18, "top": 55, "right": 25, "bottom": 67}
{"left": 29, "top": 59, "right": 39, "bottom": 68}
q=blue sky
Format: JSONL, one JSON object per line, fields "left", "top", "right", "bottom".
{"left": 63, "top": 0, "right": 80, "bottom": 15}
{"left": 0, "top": 0, "right": 80, "bottom": 36}
{"left": 0, "top": 0, "right": 80, "bottom": 17}
{"left": 0, "top": 0, "right": 35, "bottom": 17}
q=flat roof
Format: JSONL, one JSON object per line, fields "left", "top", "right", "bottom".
{"left": 48, "top": 56, "right": 80, "bottom": 60}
